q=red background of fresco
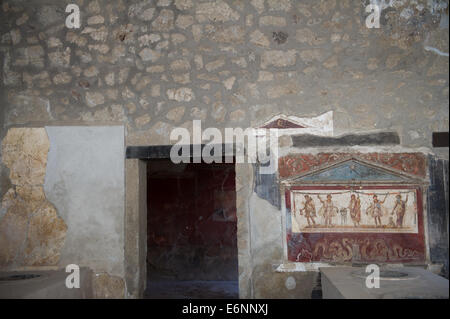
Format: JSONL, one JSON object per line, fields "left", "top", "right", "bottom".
{"left": 279, "top": 152, "right": 427, "bottom": 178}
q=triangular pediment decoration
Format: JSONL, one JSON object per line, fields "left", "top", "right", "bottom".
{"left": 254, "top": 111, "right": 334, "bottom": 136}
{"left": 282, "top": 158, "right": 425, "bottom": 184}
{"left": 261, "top": 117, "right": 306, "bottom": 129}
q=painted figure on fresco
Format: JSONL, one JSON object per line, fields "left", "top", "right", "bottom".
{"left": 317, "top": 194, "right": 338, "bottom": 227}
{"left": 366, "top": 194, "right": 388, "bottom": 227}
{"left": 299, "top": 195, "right": 316, "bottom": 227}
{"left": 392, "top": 194, "right": 408, "bottom": 228}
{"left": 292, "top": 189, "right": 418, "bottom": 233}
{"left": 348, "top": 194, "right": 361, "bottom": 227}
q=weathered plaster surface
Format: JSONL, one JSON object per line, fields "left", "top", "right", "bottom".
{"left": 250, "top": 193, "right": 282, "bottom": 264}
{"left": 235, "top": 162, "right": 253, "bottom": 298}
{"left": 239, "top": 178, "right": 320, "bottom": 298}
{"left": 0, "top": 128, "right": 67, "bottom": 268}
{"left": 44, "top": 126, "right": 125, "bottom": 297}
{"left": 125, "top": 158, "right": 147, "bottom": 299}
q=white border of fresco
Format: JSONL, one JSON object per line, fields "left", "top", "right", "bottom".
{"left": 290, "top": 189, "right": 418, "bottom": 234}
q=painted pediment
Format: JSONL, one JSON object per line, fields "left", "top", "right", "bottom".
{"left": 255, "top": 111, "right": 333, "bottom": 136}
{"left": 283, "top": 158, "right": 423, "bottom": 184}
{"left": 261, "top": 117, "right": 305, "bottom": 129}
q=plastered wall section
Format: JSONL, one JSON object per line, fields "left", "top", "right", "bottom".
{"left": 44, "top": 126, "right": 126, "bottom": 294}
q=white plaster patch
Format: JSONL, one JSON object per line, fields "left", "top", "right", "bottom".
{"left": 44, "top": 126, "right": 125, "bottom": 277}
{"left": 408, "top": 130, "right": 420, "bottom": 140}
{"left": 256, "top": 111, "right": 334, "bottom": 137}
{"left": 285, "top": 276, "right": 296, "bottom": 290}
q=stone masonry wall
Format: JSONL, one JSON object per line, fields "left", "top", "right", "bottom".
{"left": 0, "top": 0, "right": 448, "bottom": 150}
{"left": 0, "top": 0, "right": 448, "bottom": 298}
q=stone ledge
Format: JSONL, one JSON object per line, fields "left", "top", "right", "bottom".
{"left": 292, "top": 132, "right": 400, "bottom": 148}
{"left": 275, "top": 262, "right": 436, "bottom": 273}
{"left": 126, "top": 144, "right": 235, "bottom": 159}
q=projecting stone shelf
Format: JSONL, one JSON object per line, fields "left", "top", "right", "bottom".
{"left": 321, "top": 267, "right": 449, "bottom": 299}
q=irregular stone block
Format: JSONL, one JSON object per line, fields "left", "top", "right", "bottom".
{"left": 139, "top": 48, "right": 161, "bottom": 62}
{"left": 261, "top": 50, "right": 297, "bottom": 68}
{"left": 196, "top": 0, "right": 240, "bottom": 23}
{"left": 37, "top": 5, "right": 63, "bottom": 27}
{"left": 175, "top": 0, "right": 193, "bottom": 10}
{"left": 93, "top": 273, "right": 125, "bottom": 298}
{"left": 210, "top": 26, "right": 245, "bottom": 44}
{"left": 85, "top": 92, "right": 105, "bottom": 107}
{"left": 166, "top": 87, "right": 194, "bottom": 102}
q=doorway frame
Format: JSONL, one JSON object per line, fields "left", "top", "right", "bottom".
{"left": 124, "top": 145, "right": 254, "bottom": 298}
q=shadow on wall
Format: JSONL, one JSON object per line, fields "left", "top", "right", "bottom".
{"left": 427, "top": 156, "right": 449, "bottom": 279}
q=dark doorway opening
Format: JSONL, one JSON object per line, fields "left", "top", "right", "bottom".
{"left": 144, "top": 159, "right": 239, "bottom": 299}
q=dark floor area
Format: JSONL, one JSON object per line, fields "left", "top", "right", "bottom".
{"left": 144, "top": 280, "right": 239, "bottom": 299}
